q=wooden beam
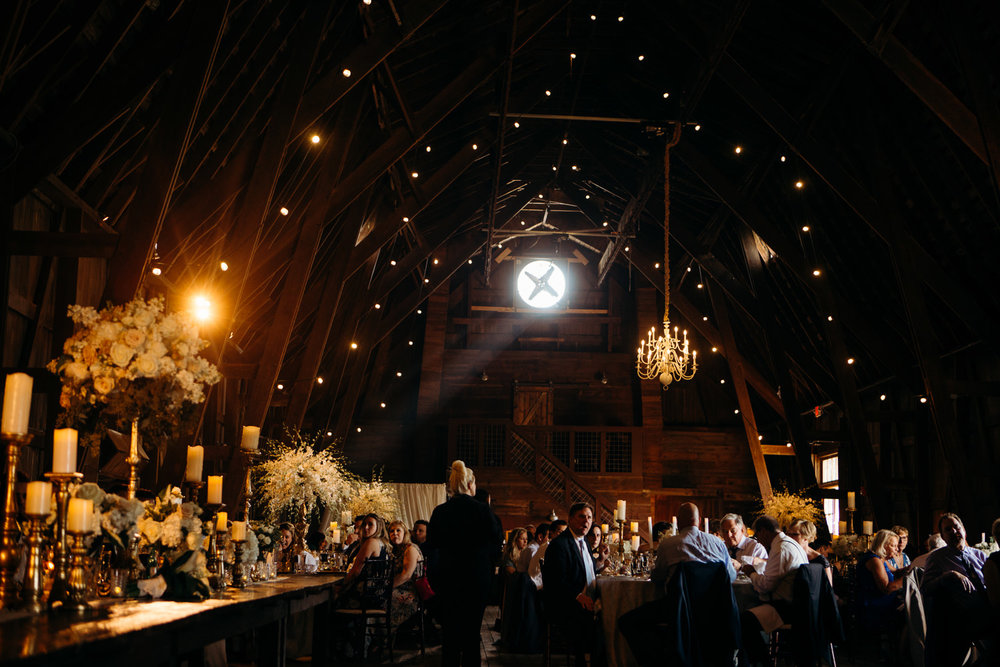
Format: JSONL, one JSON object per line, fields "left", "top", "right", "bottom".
{"left": 821, "top": 0, "right": 989, "bottom": 164}
{"left": 5, "top": 231, "right": 118, "bottom": 257}
{"left": 710, "top": 286, "right": 773, "bottom": 501}
{"left": 102, "top": 5, "right": 227, "bottom": 304}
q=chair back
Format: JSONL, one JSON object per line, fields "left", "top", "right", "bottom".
{"left": 790, "top": 562, "right": 844, "bottom": 667}
{"left": 357, "top": 558, "right": 393, "bottom": 611}
{"left": 902, "top": 569, "right": 926, "bottom": 666}
{"left": 673, "top": 561, "right": 741, "bottom": 666}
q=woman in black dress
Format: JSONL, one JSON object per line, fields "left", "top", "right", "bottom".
{"left": 428, "top": 460, "right": 503, "bottom": 667}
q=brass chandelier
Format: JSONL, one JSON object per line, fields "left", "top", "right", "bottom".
{"left": 636, "top": 125, "right": 697, "bottom": 386}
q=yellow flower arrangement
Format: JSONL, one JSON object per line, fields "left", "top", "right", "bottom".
{"left": 760, "top": 488, "right": 823, "bottom": 532}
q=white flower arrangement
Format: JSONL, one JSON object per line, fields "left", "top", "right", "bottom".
{"left": 255, "top": 429, "right": 353, "bottom": 522}
{"left": 346, "top": 470, "right": 399, "bottom": 520}
{"left": 48, "top": 296, "right": 221, "bottom": 454}
{"left": 138, "top": 486, "right": 204, "bottom": 557}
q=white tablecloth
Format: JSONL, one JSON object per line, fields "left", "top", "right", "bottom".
{"left": 595, "top": 576, "right": 661, "bottom": 667}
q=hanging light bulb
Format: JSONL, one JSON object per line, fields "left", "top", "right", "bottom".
{"left": 636, "top": 125, "right": 697, "bottom": 387}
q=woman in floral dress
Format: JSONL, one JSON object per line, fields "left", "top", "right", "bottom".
{"left": 387, "top": 520, "right": 423, "bottom": 628}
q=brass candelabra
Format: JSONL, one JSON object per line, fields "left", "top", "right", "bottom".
{"left": 62, "top": 530, "right": 92, "bottom": 613}
{"left": 20, "top": 514, "right": 47, "bottom": 613}
{"left": 241, "top": 450, "right": 258, "bottom": 521}
{"left": 0, "top": 432, "right": 32, "bottom": 610}
{"left": 45, "top": 471, "right": 83, "bottom": 608}
{"left": 231, "top": 540, "right": 247, "bottom": 589}
{"left": 183, "top": 480, "right": 203, "bottom": 505}
{"left": 205, "top": 503, "right": 226, "bottom": 592}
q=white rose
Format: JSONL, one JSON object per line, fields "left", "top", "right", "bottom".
{"left": 138, "top": 516, "right": 162, "bottom": 545}
{"left": 174, "top": 342, "right": 190, "bottom": 358}
{"left": 109, "top": 342, "right": 134, "bottom": 367}
{"left": 134, "top": 309, "right": 155, "bottom": 328}
{"left": 122, "top": 329, "right": 146, "bottom": 348}
{"left": 149, "top": 340, "right": 168, "bottom": 357}
{"left": 64, "top": 361, "right": 89, "bottom": 381}
{"left": 96, "top": 321, "right": 122, "bottom": 341}
{"left": 135, "top": 353, "right": 158, "bottom": 377}
{"left": 93, "top": 376, "right": 115, "bottom": 394}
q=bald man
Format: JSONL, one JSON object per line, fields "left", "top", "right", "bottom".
{"left": 651, "top": 502, "right": 736, "bottom": 585}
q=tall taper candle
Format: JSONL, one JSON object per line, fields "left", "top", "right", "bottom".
{"left": 184, "top": 445, "right": 204, "bottom": 482}
{"left": 67, "top": 498, "right": 92, "bottom": 533}
{"left": 52, "top": 428, "right": 78, "bottom": 473}
{"left": 25, "top": 481, "right": 52, "bottom": 515}
{"left": 240, "top": 426, "right": 260, "bottom": 451}
{"left": 616, "top": 500, "right": 626, "bottom": 521}
{"left": 704, "top": 517, "right": 710, "bottom": 532}
{"left": 1, "top": 373, "right": 32, "bottom": 435}
{"left": 207, "top": 476, "right": 223, "bottom": 504}
{"left": 846, "top": 491, "right": 856, "bottom": 510}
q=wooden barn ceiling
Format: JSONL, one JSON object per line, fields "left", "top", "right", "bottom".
{"left": 3, "top": 0, "right": 1000, "bottom": 516}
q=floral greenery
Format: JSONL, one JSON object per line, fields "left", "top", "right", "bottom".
{"left": 47, "top": 296, "right": 221, "bottom": 455}
{"left": 831, "top": 534, "right": 866, "bottom": 560}
{"left": 255, "top": 428, "right": 353, "bottom": 523}
{"left": 135, "top": 486, "right": 210, "bottom": 600}
{"left": 252, "top": 522, "right": 278, "bottom": 557}
{"left": 760, "top": 488, "right": 823, "bottom": 532}
{"left": 346, "top": 468, "right": 399, "bottom": 520}
{"left": 73, "top": 482, "right": 145, "bottom": 567}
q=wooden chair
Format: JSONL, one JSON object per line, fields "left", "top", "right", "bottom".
{"left": 768, "top": 563, "right": 841, "bottom": 667}
{"left": 333, "top": 559, "right": 394, "bottom": 662}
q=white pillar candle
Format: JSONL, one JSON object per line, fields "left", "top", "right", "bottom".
{"left": 671, "top": 515, "right": 678, "bottom": 531}
{"left": 601, "top": 523, "right": 609, "bottom": 534}
{"left": 332, "top": 528, "right": 341, "bottom": 544}
{"left": 184, "top": 445, "right": 204, "bottom": 482}
{"left": 837, "top": 521, "right": 846, "bottom": 536}
{"left": 67, "top": 497, "right": 93, "bottom": 532}
{"left": 647, "top": 516, "right": 653, "bottom": 540}
{"left": 704, "top": 517, "right": 710, "bottom": 532}
{"left": 52, "top": 428, "right": 78, "bottom": 473}
{"left": 616, "top": 500, "right": 626, "bottom": 521}
{"left": 629, "top": 521, "right": 639, "bottom": 534}
{"left": 207, "top": 476, "right": 223, "bottom": 504}
{"left": 630, "top": 535, "right": 640, "bottom": 551}
{"left": 26, "top": 481, "right": 52, "bottom": 515}
{"left": 1, "top": 372, "right": 33, "bottom": 435}
{"left": 862, "top": 520, "right": 873, "bottom": 536}
{"left": 231, "top": 520, "right": 247, "bottom": 541}
{"left": 216, "top": 511, "right": 228, "bottom": 532}
{"left": 846, "top": 491, "right": 856, "bottom": 510}
{"left": 982, "top": 532, "right": 986, "bottom": 544}
{"left": 240, "top": 426, "right": 260, "bottom": 451}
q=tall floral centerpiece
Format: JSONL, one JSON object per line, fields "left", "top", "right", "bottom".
{"left": 760, "top": 488, "right": 823, "bottom": 532}
{"left": 135, "top": 486, "right": 211, "bottom": 600}
{"left": 256, "top": 430, "right": 353, "bottom": 556}
{"left": 346, "top": 469, "right": 399, "bottom": 520}
{"left": 47, "top": 296, "right": 221, "bottom": 460}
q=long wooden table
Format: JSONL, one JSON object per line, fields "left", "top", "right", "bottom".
{"left": 0, "top": 575, "right": 341, "bottom": 667}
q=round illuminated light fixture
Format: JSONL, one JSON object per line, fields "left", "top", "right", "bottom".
{"left": 517, "top": 260, "right": 566, "bottom": 309}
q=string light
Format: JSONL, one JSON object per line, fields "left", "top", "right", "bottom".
{"left": 426, "top": 145, "right": 432, "bottom": 152}
{"left": 417, "top": 309, "right": 422, "bottom": 314}
{"left": 570, "top": 53, "right": 576, "bottom": 60}
{"left": 374, "top": 303, "right": 381, "bottom": 309}
{"left": 847, "top": 358, "right": 855, "bottom": 365}
{"left": 380, "top": 402, "right": 386, "bottom": 408}
{"left": 757, "top": 435, "right": 763, "bottom": 441}
{"left": 521, "top": 220, "right": 526, "bottom": 226}
{"left": 396, "top": 371, "right": 402, "bottom": 377}
{"left": 920, "top": 397, "right": 927, "bottom": 403}
{"left": 618, "top": 15, "right": 624, "bottom": 21}
{"left": 590, "top": 14, "right": 596, "bottom": 20}
{"left": 780, "top": 155, "right": 787, "bottom": 162}
{"left": 795, "top": 181, "right": 804, "bottom": 189}
{"left": 545, "top": 90, "right": 551, "bottom": 96}
{"left": 390, "top": 260, "right": 397, "bottom": 266}
{"left": 310, "top": 134, "right": 320, "bottom": 144}
{"left": 472, "top": 143, "right": 478, "bottom": 150}
{"left": 734, "top": 409, "right": 740, "bottom": 414}
{"left": 408, "top": 340, "right": 414, "bottom": 346}
{"left": 654, "top": 262, "right": 660, "bottom": 269}
{"left": 316, "top": 377, "right": 324, "bottom": 384}
{"left": 350, "top": 342, "right": 358, "bottom": 349}
{"left": 694, "top": 124, "right": 701, "bottom": 131}
{"left": 562, "top": 138, "right": 568, "bottom": 145}
{"left": 151, "top": 267, "right": 162, "bottom": 276}
{"left": 326, "top": 431, "right": 333, "bottom": 436}
{"left": 280, "top": 207, "right": 289, "bottom": 216}
{"left": 277, "top": 384, "right": 284, "bottom": 390}
{"left": 411, "top": 171, "right": 419, "bottom": 178}
{"left": 638, "top": 55, "right": 645, "bottom": 61}
{"left": 219, "top": 261, "right": 228, "bottom": 271}
{"left": 513, "top": 122, "right": 519, "bottom": 128}
{"left": 696, "top": 283, "right": 704, "bottom": 289}
{"left": 342, "top": 68, "right": 351, "bottom": 77}
{"left": 662, "top": 92, "right": 669, "bottom": 98}
{"left": 827, "top": 315, "right": 834, "bottom": 321}
{"left": 802, "top": 225, "right": 810, "bottom": 232}
{"left": 433, "top": 258, "right": 439, "bottom": 264}
{"left": 880, "top": 394, "right": 886, "bottom": 401}
{"left": 720, "top": 379, "right": 726, "bottom": 384}
{"left": 402, "top": 217, "right": 409, "bottom": 222}
{"left": 813, "top": 269, "right": 821, "bottom": 276}
{"left": 734, "top": 146, "right": 742, "bottom": 154}
{"left": 357, "top": 427, "right": 362, "bottom": 433}
{"left": 711, "top": 347, "right": 718, "bottom": 352}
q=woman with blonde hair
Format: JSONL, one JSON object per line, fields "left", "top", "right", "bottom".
{"left": 787, "top": 519, "right": 833, "bottom": 584}
{"left": 502, "top": 528, "right": 529, "bottom": 576}
{"left": 387, "top": 520, "right": 423, "bottom": 629}
{"left": 428, "top": 460, "right": 504, "bottom": 667}
{"left": 856, "top": 528, "right": 904, "bottom": 628}
{"left": 336, "top": 513, "right": 390, "bottom": 606}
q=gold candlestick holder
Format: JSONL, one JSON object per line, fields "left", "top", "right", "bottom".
{"left": 844, "top": 508, "right": 856, "bottom": 535}
{"left": 44, "top": 471, "right": 83, "bottom": 609}
{"left": 205, "top": 503, "right": 226, "bottom": 592}
{"left": 1, "top": 432, "right": 33, "bottom": 610}
{"left": 241, "top": 450, "right": 258, "bottom": 521}
{"left": 61, "top": 530, "right": 91, "bottom": 613}
{"left": 231, "top": 540, "right": 247, "bottom": 589}
{"left": 20, "top": 514, "right": 47, "bottom": 613}
{"left": 127, "top": 417, "right": 141, "bottom": 501}
{"left": 183, "top": 480, "right": 203, "bottom": 504}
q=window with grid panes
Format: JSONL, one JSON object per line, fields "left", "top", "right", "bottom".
{"left": 483, "top": 424, "right": 505, "bottom": 467}
{"left": 456, "top": 424, "right": 478, "bottom": 466}
{"left": 550, "top": 431, "right": 570, "bottom": 467}
{"left": 817, "top": 452, "right": 839, "bottom": 536}
{"left": 574, "top": 432, "right": 600, "bottom": 472}
{"left": 605, "top": 432, "right": 632, "bottom": 472}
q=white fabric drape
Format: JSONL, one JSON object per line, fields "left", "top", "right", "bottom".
{"left": 390, "top": 483, "right": 447, "bottom": 528}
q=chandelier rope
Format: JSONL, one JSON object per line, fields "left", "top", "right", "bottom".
{"left": 636, "top": 124, "right": 697, "bottom": 386}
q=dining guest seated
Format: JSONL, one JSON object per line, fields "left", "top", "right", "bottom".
{"left": 343, "top": 515, "right": 365, "bottom": 561}
{"left": 541, "top": 503, "right": 598, "bottom": 667}
{"left": 276, "top": 522, "right": 295, "bottom": 569}
{"left": 788, "top": 519, "right": 833, "bottom": 585}
{"left": 387, "top": 520, "right": 423, "bottom": 630}
{"left": 652, "top": 502, "right": 735, "bottom": 585}
{"left": 530, "top": 519, "right": 567, "bottom": 589}
{"left": 921, "top": 512, "right": 991, "bottom": 666}
{"left": 652, "top": 520, "right": 671, "bottom": 544}
{"left": 888, "top": 525, "right": 911, "bottom": 571}
{"left": 502, "top": 528, "right": 529, "bottom": 576}
{"left": 911, "top": 533, "right": 945, "bottom": 569}
{"left": 739, "top": 514, "right": 808, "bottom": 665}
{"left": 721, "top": 512, "right": 767, "bottom": 573}
{"left": 585, "top": 524, "right": 610, "bottom": 574}
{"left": 412, "top": 519, "right": 429, "bottom": 550}
{"left": 337, "top": 513, "right": 390, "bottom": 605}
{"left": 856, "top": 529, "right": 905, "bottom": 627}
{"left": 517, "top": 522, "right": 548, "bottom": 573}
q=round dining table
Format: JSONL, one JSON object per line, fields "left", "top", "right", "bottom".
{"left": 594, "top": 575, "right": 662, "bottom": 667}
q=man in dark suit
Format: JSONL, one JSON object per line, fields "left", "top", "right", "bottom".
{"left": 542, "top": 502, "right": 597, "bottom": 667}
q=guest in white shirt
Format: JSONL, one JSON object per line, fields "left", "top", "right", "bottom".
{"left": 739, "top": 515, "right": 808, "bottom": 665}
{"left": 910, "top": 533, "right": 945, "bottom": 570}
{"left": 516, "top": 522, "right": 548, "bottom": 573}
{"left": 721, "top": 512, "right": 768, "bottom": 573}
{"left": 529, "top": 520, "right": 566, "bottom": 589}
{"left": 651, "top": 502, "right": 736, "bottom": 585}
